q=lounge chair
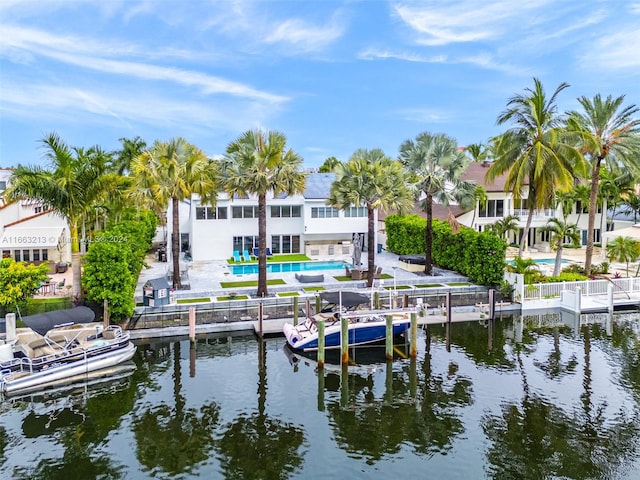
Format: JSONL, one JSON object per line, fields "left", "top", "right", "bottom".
{"left": 374, "top": 266, "right": 382, "bottom": 279}
{"left": 345, "top": 265, "right": 352, "bottom": 277}
{"left": 233, "top": 250, "right": 242, "bottom": 262}
{"left": 253, "top": 247, "right": 260, "bottom": 257}
{"left": 266, "top": 247, "right": 273, "bottom": 257}
{"left": 243, "top": 250, "right": 252, "bottom": 262}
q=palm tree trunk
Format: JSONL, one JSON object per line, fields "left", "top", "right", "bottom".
{"left": 585, "top": 159, "right": 602, "bottom": 275}
{"left": 366, "top": 206, "right": 375, "bottom": 288}
{"left": 553, "top": 244, "right": 563, "bottom": 277}
{"left": 70, "top": 222, "right": 82, "bottom": 301}
{"left": 518, "top": 205, "right": 535, "bottom": 257}
{"left": 171, "top": 196, "right": 182, "bottom": 289}
{"left": 425, "top": 194, "right": 433, "bottom": 276}
{"left": 257, "top": 193, "right": 268, "bottom": 298}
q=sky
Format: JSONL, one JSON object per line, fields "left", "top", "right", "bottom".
{"left": 1, "top": 0, "right": 639, "bottom": 170}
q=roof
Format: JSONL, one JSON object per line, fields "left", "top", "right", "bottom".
{"left": 0, "top": 226, "right": 66, "bottom": 248}
{"left": 304, "top": 173, "right": 335, "bottom": 199}
{"left": 22, "top": 306, "right": 96, "bottom": 336}
{"left": 602, "top": 225, "right": 640, "bottom": 241}
{"left": 461, "top": 161, "right": 521, "bottom": 192}
{"left": 144, "top": 277, "right": 171, "bottom": 289}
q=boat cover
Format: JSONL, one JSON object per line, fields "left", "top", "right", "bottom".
{"left": 21, "top": 307, "right": 96, "bottom": 336}
{"left": 320, "top": 291, "right": 369, "bottom": 309}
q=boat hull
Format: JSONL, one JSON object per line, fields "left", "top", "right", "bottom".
{"left": 1, "top": 342, "right": 137, "bottom": 395}
{"left": 284, "top": 318, "right": 411, "bottom": 351}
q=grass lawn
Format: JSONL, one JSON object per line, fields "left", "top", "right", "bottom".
{"left": 446, "top": 282, "right": 471, "bottom": 286}
{"left": 303, "top": 286, "right": 325, "bottom": 292}
{"left": 383, "top": 285, "right": 412, "bottom": 290}
{"left": 277, "top": 292, "right": 300, "bottom": 297}
{"left": 333, "top": 275, "right": 352, "bottom": 282}
{"left": 220, "top": 279, "right": 286, "bottom": 288}
{"left": 216, "top": 295, "right": 250, "bottom": 301}
{"left": 379, "top": 273, "right": 394, "bottom": 279}
{"left": 25, "top": 297, "right": 73, "bottom": 315}
{"left": 177, "top": 297, "right": 211, "bottom": 304}
{"left": 415, "top": 283, "right": 444, "bottom": 288}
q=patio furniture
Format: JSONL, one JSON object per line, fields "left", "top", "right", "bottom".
{"left": 253, "top": 247, "right": 260, "bottom": 257}
{"left": 266, "top": 247, "right": 273, "bottom": 257}
{"left": 351, "top": 269, "right": 363, "bottom": 280}
{"left": 233, "top": 250, "right": 242, "bottom": 262}
{"left": 374, "top": 266, "right": 382, "bottom": 278}
{"left": 295, "top": 273, "right": 324, "bottom": 283}
{"left": 242, "top": 250, "right": 252, "bottom": 262}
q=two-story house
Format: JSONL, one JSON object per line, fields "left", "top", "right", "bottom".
{"left": 167, "top": 173, "right": 371, "bottom": 262}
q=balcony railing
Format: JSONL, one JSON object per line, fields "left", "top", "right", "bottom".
{"left": 513, "top": 208, "right": 555, "bottom": 219}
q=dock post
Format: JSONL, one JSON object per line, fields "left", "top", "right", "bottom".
{"left": 404, "top": 294, "right": 409, "bottom": 308}
{"left": 315, "top": 295, "right": 321, "bottom": 315}
{"left": 385, "top": 358, "right": 393, "bottom": 403}
{"left": 293, "top": 296, "right": 299, "bottom": 325}
{"left": 103, "top": 298, "right": 110, "bottom": 328}
{"left": 374, "top": 291, "right": 380, "bottom": 309}
{"left": 317, "top": 368, "right": 325, "bottom": 411}
{"left": 607, "top": 284, "right": 614, "bottom": 314}
{"left": 446, "top": 291, "right": 452, "bottom": 321}
{"left": 317, "top": 319, "right": 325, "bottom": 369}
{"left": 305, "top": 299, "right": 311, "bottom": 319}
{"left": 340, "top": 315, "right": 349, "bottom": 364}
{"left": 188, "top": 307, "right": 196, "bottom": 344}
{"left": 5, "top": 312, "right": 16, "bottom": 342}
{"left": 385, "top": 314, "right": 393, "bottom": 360}
{"left": 258, "top": 302, "right": 264, "bottom": 338}
{"left": 190, "top": 342, "right": 196, "bottom": 378}
{"left": 410, "top": 312, "right": 418, "bottom": 358}
{"left": 488, "top": 288, "right": 495, "bottom": 319}
{"left": 410, "top": 356, "right": 417, "bottom": 400}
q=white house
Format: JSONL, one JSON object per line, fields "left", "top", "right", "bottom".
{"left": 168, "top": 173, "right": 372, "bottom": 262}
{"left": 0, "top": 168, "right": 72, "bottom": 268}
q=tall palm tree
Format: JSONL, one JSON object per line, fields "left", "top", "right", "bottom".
{"left": 130, "top": 138, "right": 218, "bottom": 289}
{"left": 5, "top": 132, "right": 112, "bottom": 300}
{"left": 567, "top": 94, "right": 640, "bottom": 274}
{"left": 540, "top": 217, "right": 580, "bottom": 276}
{"left": 112, "top": 136, "right": 147, "bottom": 176}
{"left": 399, "top": 132, "right": 476, "bottom": 275}
{"left": 487, "top": 78, "right": 585, "bottom": 257}
{"left": 327, "top": 149, "right": 413, "bottom": 287}
{"left": 605, "top": 236, "right": 639, "bottom": 277}
{"left": 222, "top": 129, "right": 306, "bottom": 297}
{"left": 464, "top": 143, "right": 489, "bottom": 162}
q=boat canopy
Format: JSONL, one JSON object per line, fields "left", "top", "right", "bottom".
{"left": 21, "top": 307, "right": 96, "bottom": 336}
{"left": 320, "top": 291, "right": 369, "bottom": 311}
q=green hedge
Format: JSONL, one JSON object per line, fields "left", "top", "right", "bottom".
{"left": 82, "top": 211, "right": 158, "bottom": 322}
{"left": 385, "top": 214, "right": 507, "bottom": 286}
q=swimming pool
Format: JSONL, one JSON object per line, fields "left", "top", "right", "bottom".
{"left": 231, "top": 260, "right": 346, "bottom": 275}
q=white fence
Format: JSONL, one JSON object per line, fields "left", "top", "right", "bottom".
{"left": 522, "top": 277, "right": 640, "bottom": 301}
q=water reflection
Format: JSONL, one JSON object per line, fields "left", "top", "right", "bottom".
{"left": 1, "top": 312, "right": 640, "bottom": 478}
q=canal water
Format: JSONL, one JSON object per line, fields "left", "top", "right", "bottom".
{"left": 2, "top": 311, "right": 640, "bottom": 479}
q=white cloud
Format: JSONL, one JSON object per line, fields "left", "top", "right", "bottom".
{"left": 265, "top": 17, "right": 345, "bottom": 53}
{"left": 394, "top": 107, "right": 450, "bottom": 123}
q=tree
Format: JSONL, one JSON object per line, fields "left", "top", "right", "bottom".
{"left": 567, "top": 93, "right": 640, "bottom": 274}
{"left": 327, "top": 149, "right": 413, "bottom": 287}
{"left": 130, "top": 138, "right": 218, "bottom": 289}
{"left": 605, "top": 236, "right": 639, "bottom": 277}
{"left": 5, "top": 133, "right": 112, "bottom": 300}
{"left": 223, "top": 129, "right": 306, "bottom": 297}
{"left": 464, "top": 143, "right": 489, "bottom": 162}
{"left": 470, "top": 185, "right": 488, "bottom": 228}
{"left": 539, "top": 217, "right": 580, "bottom": 276}
{"left": 0, "top": 258, "right": 50, "bottom": 313}
{"left": 487, "top": 78, "right": 585, "bottom": 257}
{"left": 111, "top": 136, "right": 147, "bottom": 176}
{"left": 318, "top": 156, "right": 341, "bottom": 173}
{"left": 491, "top": 214, "right": 520, "bottom": 243}
{"left": 399, "top": 132, "right": 476, "bottom": 275}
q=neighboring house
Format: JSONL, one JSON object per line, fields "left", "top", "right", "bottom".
{"left": 380, "top": 161, "right": 610, "bottom": 253}
{"left": 168, "top": 173, "right": 370, "bottom": 262}
{"left": 0, "top": 169, "right": 71, "bottom": 268}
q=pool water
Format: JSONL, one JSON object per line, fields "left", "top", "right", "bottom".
{"left": 231, "top": 260, "right": 346, "bottom": 275}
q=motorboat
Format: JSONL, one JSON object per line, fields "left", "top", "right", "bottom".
{"left": 0, "top": 307, "right": 137, "bottom": 396}
{"left": 283, "top": 291, "right": 414, "bottom": 351}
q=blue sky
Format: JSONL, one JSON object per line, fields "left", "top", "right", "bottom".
{"left": 1, "top": 0, "right": 639, "bottom": 169}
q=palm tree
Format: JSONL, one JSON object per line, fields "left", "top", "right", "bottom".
{"left": 130, "top": 138, "right": 218, "bottom": 289}
{"left": 487, "top": 78, "right": 585, "bottom": 257}
{"left": 567, "top": 94, "right": 640, "bottom": 274}
{"left": 470, "top": 185, "right": 488, "bottom": 228}
{"left": 222, "top": 129, "right": 306, "bottom": 297}
{"left": 464, "top": 143, "right": 489, "bottom": 162}
{"left": 491, "top": 214, "right": 520, "bottom": 243}
{"left": 112, "top": 136, "right": 147, "bottom": 176}
{"left": 605, "top": 236, "right": 639, "bottom": 277}
{"left": 327, "top": 149, "right": 413, "bottom": 287}
{"left": 399, "top": 132, "right": 476, "bottom": 276}
{"left": 540, "top": 217, "right": 580, "bottom": 276}
{"left": 5, "top": 132, "right": 112, "bottom": 300}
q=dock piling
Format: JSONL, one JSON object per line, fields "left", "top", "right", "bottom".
{"left": 385, "top": 315, "right": 393, "bottom": 360}
{"left": 317, "top": 319, "right": 325, "bottom": 369}
{"left": 188, "top": 307, "right": 196, "bottom": 344}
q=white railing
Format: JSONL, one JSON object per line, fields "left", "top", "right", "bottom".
{"left": 523, "top": 277, "right": 640, "bottom": 301}
{"left": 513, "top": 208, "right": 556, "bottom": 219}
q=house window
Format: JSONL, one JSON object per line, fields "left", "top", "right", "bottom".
{"left": 196, "top": 206, "right": 228, "bottom": 220}
{"left": 0, "top": 181, "right": 6, "bottom": 190}
{"left": 311, "top": 207, "right": 339, "bottom": 218}
{"left": 271, "top": 235, "right": 300, "bottom": 254}
{"left": 33, "top": 249, "right": 40, "bottom": 262}
{"left": 22, "top": 250, "right": 30, "bottom": 262}
{"left": 540, "top": 231, "right": 551, "bottom": 242}
{"left": 479, "top": 200, "right": 504, "bottom": 218}
{"left": 233, "top": 236, "right": 258, "bottom": 252}
{"left": 14, "top": 250, "right": 21, "bottom": 262}
{"left": 232, "top": 206, "right": 258, "bottom": 218}
{"left": 42, "top": 249, "right": 48, "bottom": 261}
{"left": 270, "top": 205, "right": 301, "bottom": 218}
{"left": 344, "top": 207, "right": 367, "bottom": 217}
{"left": 575, "top": 201, "right": 588, "bottom": 214}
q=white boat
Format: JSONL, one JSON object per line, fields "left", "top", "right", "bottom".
{"left": 283, "top": 291, "right": 414, "bottom": 351}
{"left": 0, "top": 307, "right": 137, "bottom": 396}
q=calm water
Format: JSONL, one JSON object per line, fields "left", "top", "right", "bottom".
{"left": 2, "top": 311, "right": 640, "bottom": 479}
{"left": 231, "top": 260, "right": 345, "bottom": 275}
